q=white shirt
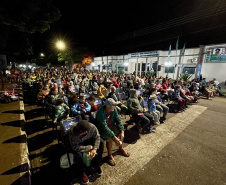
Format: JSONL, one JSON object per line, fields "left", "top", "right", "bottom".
{"left": 214, "top": 80, "right": 219, "bottom": 86}
{"left": 5, "top": 70, "right": 11, "bottom": 75}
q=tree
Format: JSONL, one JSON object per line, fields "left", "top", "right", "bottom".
{"left": 57, "top": 47, "right": 95, "bottom": 68}
{"left": 57, "top": 49, "right": 83, "bottom": 68}
{"left": 0, "top": 0, "right": 61, "bottom": 56}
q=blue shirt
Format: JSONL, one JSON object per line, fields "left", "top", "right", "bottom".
{"left": 148, "top": 100, "right": 156, "bottom": 112}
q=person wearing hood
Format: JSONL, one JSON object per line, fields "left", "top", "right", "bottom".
{"left": 127, "top": 89, "right": 154, "bottom": 133}
{"left": 112, "top": 80, "right": 119, "bottom": 88}
{"left": 69, "top": 120, "right": 104, "bottom": 184}
{"left": 97, "top": 85, "right": 107, "bottom": 98}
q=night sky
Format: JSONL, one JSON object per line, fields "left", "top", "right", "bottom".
{"left": 32, "top": 0, "right": 226, "bottom": 56}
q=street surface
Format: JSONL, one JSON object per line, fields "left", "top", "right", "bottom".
{"left": 1, "top": 93, "right": 226, "bottom": 185}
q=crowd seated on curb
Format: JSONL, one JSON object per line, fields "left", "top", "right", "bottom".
{"left": 3, "top": 66, "right": 224, "bottom": 184}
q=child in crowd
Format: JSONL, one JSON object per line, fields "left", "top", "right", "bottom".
{"left": 71, "top": 96, "right": 91, "bottom": 120}
{"left": 53, "top": 98, "right": 70, "bottom": 123}
{"left": 148, "top": 94, "right": 160, "bottom": 125}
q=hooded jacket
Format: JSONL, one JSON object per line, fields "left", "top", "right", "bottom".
{"left": 97, "top": 85, "right": 107, "bottom": 98}
{"left": 113, "top": 80, "right": 119, "bottom": 88}
{"left": 126, "top": 89, "right": 144, "bottom": 114}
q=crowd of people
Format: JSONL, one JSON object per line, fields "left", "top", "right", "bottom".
{"left": 3, "top": 67, "right": 223, "bottom": 184}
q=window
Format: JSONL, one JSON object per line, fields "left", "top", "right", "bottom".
{"left": 152, "top": 63, "right": 157, "bottom": 72}
{"left": 182, "top": 67, "right": 196, "bottom": 74}
{"left": 165, "top": 67, "right": 175, "bottom": 73}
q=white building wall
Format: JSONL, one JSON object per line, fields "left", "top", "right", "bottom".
{"left": 90, "top": 44, "right": 226, "bottom": 83}
{"left": 201, "top": 44, "right": 226, "bottom": 83}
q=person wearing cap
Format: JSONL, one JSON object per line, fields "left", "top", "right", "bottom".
{"left": 127, "top": 89, "right": 154, "bottom": 133}
{"left": 148, "top": 94, "right": 161, "bottom": 125}
{"left": 69, "top": 120, "right": 104, "bottom": 184}
{"left": 96, "top": 98, "right": 129, "bottom": 166}
{"left": 150, "top": 88, "right": 169, "bottom": 123}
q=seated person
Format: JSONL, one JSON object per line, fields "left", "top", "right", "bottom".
{"left": 173, "top": 85, "right": 186, "bottom": 112}
{"left": 53, "top": 98, "right": 70, "bottom": 123}
{"left": 107, "top": 86, "right": 128, "bottom": 115}
{"left": 155, "top": 80, "right": 162, "bottom": 91}
{"left": 150, "top": 88, "right": 169, "bottom": 123}
{"left": 68, "top": 93, "right": 78, "bottom": 108}
{"left": 161, "top": 79, "right": 172, "bottom": 101}
{"left": 87, "top": 96, "right": 98, "bottom": 113}
{"left": 181, "top": 85, "right": 194, "bottom": 102}
{"left": 107, "top": 83, "right": 112, "bottom": 96}
{"left": 92, "top": 82, "right": 99, "bottom": 92}
{"left": 97, "top": 85, "right": 107, "bottom": 99}
{"left": 71, "top": 96, "right": 91, "bottom": 120}
{"left": 96, "top": 98, "right": 129, "bottom": 166}
{"left": 79, "top": 82, "right": 87, "bottom": 95}
{"left": 68, "top": 81, "right": 75, "bottom": 93}
{"left": 45, "top": 87, "right": 65, "bottom": 119}
{"left": 68, "top": 120, "right": 104, "bottom": 184}
{"left": 112, "top": 80, "right": 119, "bottom": 88}
{"left": 148, "top": 94, "right": 160, "bottom": 125}
{"left": 213, "top": 84, "right": 224, "bottom": 96}
{"left": 127, "top": 89, "right": 153, "bottom": 134}
{"left": 37, "top": 84, "right": 50, "bottom": 103}
{"left": 204, "top": 83, "right": 214, "bottom": 100}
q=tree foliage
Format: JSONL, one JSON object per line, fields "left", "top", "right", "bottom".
{"left": 0, "top": 0, "right": 61, "bottom": 56}
{"left": 57, "top": 47, "right": 95, "bottom": 67}
{"left": 0, "top": 0, "right": 61, "bottom": 34}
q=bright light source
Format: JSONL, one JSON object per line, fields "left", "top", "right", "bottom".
{"left": 23, "top": 65, "right": 26, "bottom": 68}
{"left": 28, "top": 65, "right": 32, "bottom": 68}
{"left": 19, "top": 64, "right": 22, "bottom": 67}
{"left": 56, "top": 41, "right": 66, "bottom": 50}
{"left": 91, "top": 63, "right": 95, "bottom": 66}
{"left": 164, "top": 60, "right": 172, "bottom": 67}
{"left": 124, "top": 62, "right": 129, "bottom": 66}
{"left": 40, "top": 53, "right": 45, "bottom": 57}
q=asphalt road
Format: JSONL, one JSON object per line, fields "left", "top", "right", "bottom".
{"left": 23, "top": 96, "right": 226, "bottom": 185}
{"left": 124, "top": 97, "right": 226, "bottom": 185}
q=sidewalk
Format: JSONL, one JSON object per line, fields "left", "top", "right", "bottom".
{"left": 0, "top": 84, "right": 30, "bottom": 185}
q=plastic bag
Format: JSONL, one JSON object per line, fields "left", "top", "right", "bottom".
{"left": 60, "top": 153, "right": 74, "bottom": 169}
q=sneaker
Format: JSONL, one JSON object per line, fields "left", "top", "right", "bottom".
{"left": 154, "top": 121, "right": 160, "bottom": 125}
{"left": 94, "top": 166, "right": 103, "bottom": 176}
{"left": 147, "top": 127, "right": 153, "bottom": 133}
{"left": 82, "top": 173, "right": 89, "bottom": 184}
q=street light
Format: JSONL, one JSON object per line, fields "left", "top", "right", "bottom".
{"left": 40, "top": 53, "right": 45, "bottom": 57}
{"left": 56, "top": 40, "right": 66, "bottom": 50}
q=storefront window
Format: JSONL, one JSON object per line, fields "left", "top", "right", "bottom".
{"left": 182, "top": 67, "right": 196, "bottom": 74}
{"left": 165, "top": 67, "right": 175, "bottom": 73}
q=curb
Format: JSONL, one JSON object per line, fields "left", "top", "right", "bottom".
{"left": 18, "top": 86, "right": 31, "bottom": 185}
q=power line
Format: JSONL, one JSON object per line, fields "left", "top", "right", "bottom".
{"left": 112, "top": 3, "right": 226, "bottom": 43}
{"left": 113, "top": 23, "right": 226, "bottom": 52}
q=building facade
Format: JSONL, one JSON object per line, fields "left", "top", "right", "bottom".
{"left": 86, "top": 43, "right": 226, "bottom": 83}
